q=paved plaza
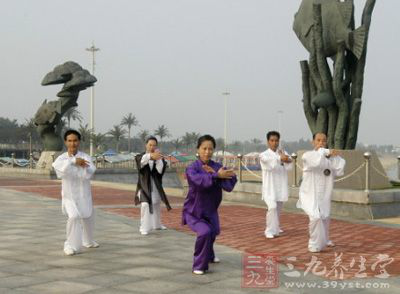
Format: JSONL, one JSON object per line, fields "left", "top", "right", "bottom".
{"left": 0, "top": 177, "right": 399, "bottom": 293}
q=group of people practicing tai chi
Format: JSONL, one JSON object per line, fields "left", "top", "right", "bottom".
{"left": 52, "top": 129, "right": 345, "bottom": 275}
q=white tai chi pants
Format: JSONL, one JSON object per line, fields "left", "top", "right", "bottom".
{"left": 140, "top": 202, "right": 162, "bottom": 233}
{"left": 308, "top": 217, "right": 330, "bottom": 251}
{"left": 265, "top": 201, "right": 283, "bottom": 236}
{"left": 64, "top": 212, "right": 95, "bottom": 252}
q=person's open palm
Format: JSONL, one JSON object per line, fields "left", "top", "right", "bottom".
{"left": 217, "top": 168, "right": 235, "bottom": 179}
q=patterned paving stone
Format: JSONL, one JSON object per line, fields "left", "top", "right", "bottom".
{"left": 1, "top": 176, "right": 400, "bottom": 293}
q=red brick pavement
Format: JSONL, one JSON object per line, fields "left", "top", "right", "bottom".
{"left": 0, "top": 177, "right": 56, "bottom": 187}
{"left": 8, "top": 182, "right": 183, "bottom": 206}
{"left": 1, "top": 177, "right": 399, "bottom": 280}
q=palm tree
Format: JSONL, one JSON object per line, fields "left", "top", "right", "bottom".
{"left": 22, "top": 118, "right": 38, "bottom": 154}
{"left": 23, "top": 118, "right": 37, "bottom": 139}
{"left": 251, "top": 138, "right": 262, "bottom": 145}
{"left": 216, "top": 137, "right": 225, "bottom": 150}
{"left": 91, "top": 132, "right": 106, "bottom": 153}
{"left": 64, "top": 107, "right": 83, "bottom": 128}
{"left": 78, "top": 124, "right": 91, "bottom": 150}
{"left": 23, "top": 118, "right": 36, "bottom": 132}
{"left": 189, "top": 132, "right": 200, "bottom": 146}
{"left": 182, "top": 132, "right": 193, "bottom": 152}
{"left": 154, "top": 125, "right": 171, "bottom": 143}
{"left": 138, "top": 129, "right": 149, "bottom": 143}
{"left": 108, "top": 125, "right": 126, "bottom": 152}
{"left": 56, "top": 119, "right": 68, "bottom": 138}
{"left": 171, "top": 138, "right": 182, "bottom": 152}
{"left": 121, "top": 113, "right": 139, "bottom": 152}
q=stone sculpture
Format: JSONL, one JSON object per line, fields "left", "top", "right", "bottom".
{"left": 34, "top": 61, "right": 96, "bottom": 151}
{"left": 293, "top": 0, "right": 376, "bottom": 149}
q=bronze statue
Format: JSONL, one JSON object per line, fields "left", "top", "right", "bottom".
{"left": 34, "top": 61, "right": 96, "bottom": 151}
{"left": 293, "top": 0, "right": 376, "bottom": 149}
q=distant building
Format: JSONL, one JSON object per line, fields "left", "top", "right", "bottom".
{"left": 0, "top": 143, "right": 36, "bottom": 158}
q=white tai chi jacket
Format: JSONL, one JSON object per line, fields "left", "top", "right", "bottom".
{"left": 297, "top": 148, "right": 345, "bottom": 219}
{"left": 259, "top": 149, "right": 293, "bottom": 209}
{"left": 52, "top": 151, "right": 96, "bottom": 219}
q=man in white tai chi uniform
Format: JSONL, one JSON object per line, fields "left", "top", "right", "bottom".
{"left": 52, "top": 130, "right": 99, "bottom": 256}
{"left": 134, "top": 136, "right": 171, "bottom": 235}
{"left": 260, "top": 131, "right": 292, "bottom": 239}
{"left": 297, "top": 132, "right": 345, "bottom": 253}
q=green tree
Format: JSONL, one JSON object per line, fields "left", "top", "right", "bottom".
{"left": 22, "top": 118, "right": 38, "bottom": 139}
{"left": 138, "top": 129, "right": 149, "bottom": 143}
{"left": 56, "top": 119, "right": 68, "bottom": 140}
{"left": 91, "top": 132, "right": 106, "bottom": 153}
{"left": 154, "top": 125, "right": 171, "bottom": 143}
{"left": 78, "top": 124, "right": 91, "bottom": 150}
{"left": 121, "top": 113, "right": 139, "bottom": 152}
{"left": 250, "top": 138, "right": 262, "bottom": 145}
{"left": 171, "top": 138, "right": 182, "bottom": 152}
{"left": 215, "top": 137, "right": 225, "bottom": 150}
{"left": 64, "top": 107, "right": 83, "bottom": 128}
{"left": 182, "top": 132, "right": 193, "bottom": 152}
{"left": 108, "top": 125, "right": 126, "bottom": 152}
{"left": 189, "top": 132, "right": 200, "bottom": 147}
{"left": 21, "top": 118, "right": 40, "bottom": 151}
{"left": 0, "top": 117, "right": 19, "bottom": 143}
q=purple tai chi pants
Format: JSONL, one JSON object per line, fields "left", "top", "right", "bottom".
{"left": 186, "top": 213, "right": 219, "bottom": 271}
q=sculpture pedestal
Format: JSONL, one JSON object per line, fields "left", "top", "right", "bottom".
{"left": 287, "top": 187, "right": 400, "bottom": 220}
{"left": 222, "top": 183, "right": 400, "bottom": 220}
{"left": 288, "top": 150, "right": 392, "bottom": 190}
{"left": 222, "top": 151, "right": 396, "bottom": 219}
{"left": 36, "top": 151, "right": 63, "bottom": 170}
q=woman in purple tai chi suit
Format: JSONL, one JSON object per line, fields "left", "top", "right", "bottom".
{"left": 182, "top": 135, "right": 237, "bottom": 275}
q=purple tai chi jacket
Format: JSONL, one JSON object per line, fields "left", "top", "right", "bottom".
{"left": 182, "top": 159, "right": 237, "bottom": 234}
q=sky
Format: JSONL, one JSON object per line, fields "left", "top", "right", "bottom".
{"left": 0, "top": 0, "right": 399, "bottom": 145}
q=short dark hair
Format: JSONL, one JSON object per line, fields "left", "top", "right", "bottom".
{"left": 312, "top": 132, "right": 327, "bottom": 140}
{"left": 197, "top": 134, "right": 216, "bottom": 149}
{"left": 145, "top": 136, "right": 158, "bottom": 144}
{"left": 267, "top": 131, "right": 280, "bottom": 140}
{"left": 64, "top": 129, "right": 81, "bottom": 141}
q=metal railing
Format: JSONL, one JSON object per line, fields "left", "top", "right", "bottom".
{"left": 93, "top": 156, "right": 137, "bottom": 169}
{"left": 0, "top": 152, "right": 37, "bottom": 169}
{"left": 4, "top": 151, "right": 398, "bottom": 191}
{"left": 236, "top": 152, "right": 393, "bottom": 192}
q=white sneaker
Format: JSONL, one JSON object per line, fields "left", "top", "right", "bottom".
{"left": 64, "top": 248, "right": 75, "bottom": 256}
{"left": 156, "top": 225, "right": 168, "bottom": 230}
{"left": 84, "top": 241, "right": 99, "bottom": 248}
{"left": 211, "top": 257, "right": 220, "bottom": 263}
{"left": 327, "top": 240, "right": 335, "bottom": 247}
{"left": 141, "top": 231, "right": 149, "bottom": 235}
{"left": 193, "top": 270, "right": 204, "bottom": 275}
{"left": 279, "top": 229, "right": 284, "bottom": 233}
{"left": 308, "top": 247, "right": 320, "bottom": 253}
{"left": 265, "top": 233, "right": 274, "bottom": 239}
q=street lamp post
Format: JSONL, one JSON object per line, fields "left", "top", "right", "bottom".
{"left": 222, "top": 92, "right": 230, "bottom": 165}
{"left": 86, "top": 43, "right": 100, "bottom": 156}
{"left": 277, "top": 110, "right": 284, "bottom": 150}
{"left": 277, "top": 110, "right": 283, "bottom": 134}
{"left": 29, "top": 132, "right": 32, "bottom": 168}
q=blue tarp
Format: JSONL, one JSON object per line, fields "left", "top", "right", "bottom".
{"left": 170, "top": 151, "right": 189, "bottom": 157}
{"left": 102, "top": 149, "right": 117, "bottom": 156}
{"left": 0, "top": 157, "right": 31, "bottom": 167}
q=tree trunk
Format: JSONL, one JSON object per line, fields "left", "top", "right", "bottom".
{"left": 128, "top": 127, "right": 131, "bottom": 153}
